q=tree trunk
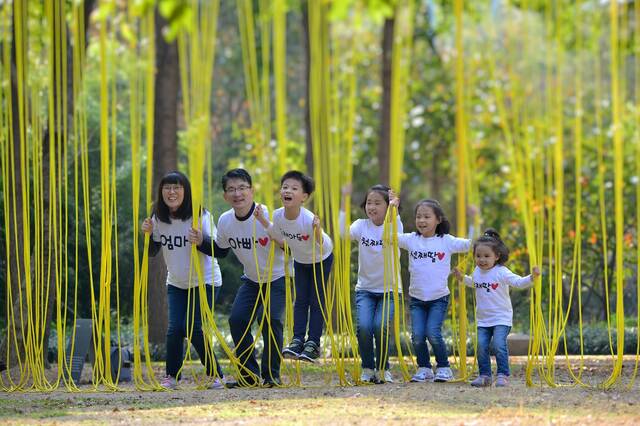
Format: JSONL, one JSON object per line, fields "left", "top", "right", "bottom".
{"left": 379, "top": 18, "right": 394, "bottom": 186}
{"left": 301, "top": 1, "right": 313, "bottom": 175}
{"left": 147, "top": 10, "right": 180, "bottom": 345}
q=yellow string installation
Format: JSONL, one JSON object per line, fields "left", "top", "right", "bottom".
{"left": 2, "top": 0, "right": 640, "bottom": 393}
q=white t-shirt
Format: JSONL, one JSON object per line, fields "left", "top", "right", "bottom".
{"left": 272, "top": 206, "right": 333, "bottom": 264}
{"left": 463, "top": 265, "right": 533, "bottom": 327}
{"left": 216, "top": 204, "right": 285, "bottom": 283}
{"left": 347, "top": 215, "right": 404, "bottom": 293}
{"left": 152, "top": 210, "right": 222, "bottom": 289}
{"left": 397, "top": 233, "right": 471, "bottom": 301}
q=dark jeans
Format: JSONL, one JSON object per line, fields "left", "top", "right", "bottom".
{"left": 293, "top": 253, "right": 333, "bottom": 345}
{"left": 228, "top": 276, "right": 286, "bottom": 382}
{"left": 356, "top": 290, "right": 394, "bottom": 370}
{"left": 410, "top": 295, "right": 450, "bottom": 369}
{"left": 166, "top": 284, "right": 224, "bottom": 379}
{"left": 477, "top": 325, "right": 511, "bottom": 377}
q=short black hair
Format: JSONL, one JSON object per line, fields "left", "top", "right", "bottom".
{"left": 221, "top": 168, "right": 252, "bottom": 191}
{"left": 280, "top": 170, "right": 314, "bottom": 195}
{"left": 153, "top": 171, "right": 193, "bottom": 223}
{"left": 474, "top": 228, "right": 510, "bottom": 264}
{"left": 360, "top": 184, "right": 401, "bottom": 213}
{"left": 414, "top": 199, "right": 450, "bottom": 237}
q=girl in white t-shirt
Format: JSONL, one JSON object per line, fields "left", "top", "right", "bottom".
{"left": 453, "top": 229, "right": 540, "bottom": 388}
{"left": 390, "top": 198, "right": 475, "bottom": 383}
{"left": 340, "top": 184, "right": 402, "bottom": 384}
{"left": 141, "top": 171, "right": 224, "bottom": 390}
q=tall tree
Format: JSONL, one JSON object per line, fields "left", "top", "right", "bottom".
{"left": 146, "top": 10, "right": 180, "bottom": 345}
{"left": 379, "top": 18, "right": 394, "bottom": 186}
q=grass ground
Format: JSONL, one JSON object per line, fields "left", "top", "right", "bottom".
{"left": 1, "top": 356, "right": 640, "bottom": 425}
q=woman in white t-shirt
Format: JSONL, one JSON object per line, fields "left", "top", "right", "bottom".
{"left": 141, "top": 171, "right": 224, "bottom": 390}
{"left": 340, "top": 184, "right": 402, "bottom": 384}
{"left": 453, "top": 229, "right": 540, "bottom": 388}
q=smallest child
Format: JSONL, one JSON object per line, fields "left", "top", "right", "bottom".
{"left": 453, "top": 229, "right": 540, "bottom": 387}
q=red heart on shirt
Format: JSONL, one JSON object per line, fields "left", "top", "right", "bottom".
{"left": 491, "top": 283, "right": 499, "bottom": 290}
{"left": 301, "top": 234, "right": 310, "bottom": 241}
{"left": 258, "top": 237, "right": 269, "bottom": 247}
{"left": 436, "top": 252, "right": 445, "bottom": 260}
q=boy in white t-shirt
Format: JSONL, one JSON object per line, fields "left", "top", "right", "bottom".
{"left": 265, "top": 170, "right": 333, "bottom": 363}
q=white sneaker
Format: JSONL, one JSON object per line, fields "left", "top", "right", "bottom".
{"left": 434, "top": 367, "right": 454, "bottom": 382}
{"left": 381, "top": 370, "right": 394, "bottom": 383}
{"left": 360, "top": 368, "right": 376, "bottom": 383}
{"left": 208, "top": 377, "right": 225, "bottom": 389}
{"left": 160, "top": 375, "right": 177, "bottom": 390}
{"left": 410, "top": 367, "right": 434, "bottom": 382}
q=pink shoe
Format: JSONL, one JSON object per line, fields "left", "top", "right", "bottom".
{"left": 160, "top": 375, "right": 177, "bottom": 390}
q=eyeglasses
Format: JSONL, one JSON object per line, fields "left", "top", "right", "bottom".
{"left": 225, "top": 185, "right": 251, "bottom": 194}
{"left": 162, "top": 184, "right": 184, "bottom": 192}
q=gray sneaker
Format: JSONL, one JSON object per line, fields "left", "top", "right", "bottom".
{"left": 298, "top": 341, "right": 320, "bottom": 363}
{"left": 360, "top": 368, "right": 376, "bottom": 383}
{"left": 434, "top": 367, "right": 454, "bottom": 382}
{"left": 495, "top": 373, "right": 509, "bottom": 387}
{"left": 282, "top": 338, "right": 304, "bottom": 359}
{"left": 410, "top": 367, "right": 435, "bottom": 382}
{"left": 470, "top": 375, "right": 491, "bottom": 387}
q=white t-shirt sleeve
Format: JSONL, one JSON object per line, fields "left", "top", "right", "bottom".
{"left": 349, "top": 218, "right": 363, "bottom": 241}
{"left": 445, "top": 234, "right": 472, "bottom": 254}
{"left": 499, "top": 266, "right": 533, "bottom": 289}
{"left": 463, "top": 274, "right": 474, "bottom": 287}
{"left": 397, "top": 232, "right": 412, "bottom": 250}
{"left": 215, "top": 215, "right": 230, "bottom": 248}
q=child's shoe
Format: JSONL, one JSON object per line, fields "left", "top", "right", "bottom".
{"left": 160, "top": 375, "right": 177, "bottom": 390}
{"left": 208, "top": 377, "right": 225, "bottom": 390}
{"left": 360, "top": 368, "right": 376, "bottom": 383}
{"left": 434, "top": 367, "right": 454, "bottom": 382}
{"left": 495, "top": 373, "right": 509, "bottom": 387}
{"left": 381, "top": 370, "right": 394, "bottom": 383}
{"left": 298, "top": 341, "right": 320, "bottom": 362}
{"left": 470, "top": 375, "right": 492, "bottom": 387}
{"left": 410, "top": 367, "right": 434, "bottom": 382}
{"left": 262, "top": 377, "right": 282, "bottom": 388}
{"left": 282, "top": 338, "right": 304, "bottom": 359}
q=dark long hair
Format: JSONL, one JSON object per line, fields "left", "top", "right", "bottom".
{"left": 473, "top": 228, "right": 509, "bottom": 264}
{"left": 360, "top": 184, "right": 402, "bottom": 214}
{"left": 414, "top": 199, "right": 450, "bottom": 237}
{"left": 153, "top": 171, "right": 193, "bottom": 224}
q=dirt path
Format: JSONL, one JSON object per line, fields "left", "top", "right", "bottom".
{"left": 1, "top": 356, "right": 639, "bottom": 425}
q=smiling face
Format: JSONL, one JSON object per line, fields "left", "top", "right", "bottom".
{"left": 415, "top": 204, "right": 441, "bottom": 237}
{"left": 365, "top": 190, "right": 389, "bottom": 226}
{"left": 223, "top": 177, "right": 254, "bottom": 214}
{"left": 162, "top": 183, "right": 185, "bottom": 212}
{"left": 280, "top": 177, "right": 308, "bottom": 208}
{"left": 474, "top": 243, "right": 499, "bottom": 270}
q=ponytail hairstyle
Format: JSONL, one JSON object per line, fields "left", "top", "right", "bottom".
{"left": 473, "top": 228, "right": 510, "bottom": 265}
{"left": 414, "top": 199, "right": 450, "bottom": 237}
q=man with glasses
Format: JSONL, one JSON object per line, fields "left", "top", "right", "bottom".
{"left": 209, "top": 168, "right": 286, "bottom": 387}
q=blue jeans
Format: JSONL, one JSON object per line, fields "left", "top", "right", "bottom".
{"left": 477, "top": 325, "right": 511, "bottom": 377}
{"left": 356, "top": 290, "right": 394, "bottom": 370}
{"left": 166, "top": 284, "right": 224, "bottom": 379}
{"left": 293, "top": 253, "right": 333, "bottom": 345}
{"left": 228, "top": 276, "right": 286, "bottom": 382}
{"left": 410, "top": 295, "right": 450, "bottom": 368}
